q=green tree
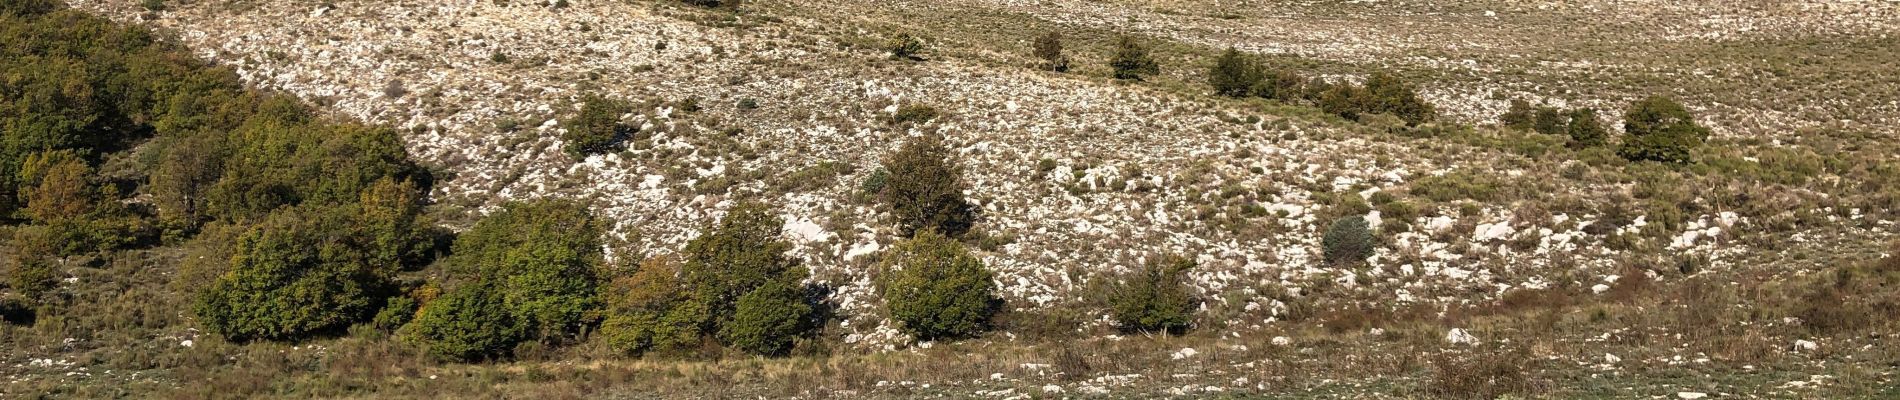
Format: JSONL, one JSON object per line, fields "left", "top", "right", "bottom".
{"left": 878, "top": 136, "right": 976, "bottom": 237}
{"left": 599, "top": 256, "right": 701, "bottom": 355}
{"left": 404, "top": 280, "right": 526, "bottom": 361}
{"left": 1251, "top": 69, "right": 1305, "bottom": 102}
{"left": 562, "top": 95, "right": 632, "bottom": 158}
{"left": 1617, "top": 96, "right": 1709, "bottom": 163}
{"left": 1499, "top": 99, "right": 1535, "bottom": 131}
{"left": 1532, "top": 106, "right": 1568, "bottom": 135}
{"left": 1362, "top": 72, "right": 1435, "bottom": 126}
{"left": 678, "top": 201, "right": 814, "bottom": 354}
{"left": 720, "top": 279, "right": 811, "bottom": 355}
{"left": 1108, "top": 255, "right": 1198, "bottom": 334}
{"left": 1322, "top": 216, "right": 1375, "bottom": 264}
{"left": 1318, "top": 83, "right": 1370, "bottom": 121}
{"left": 1032, "top": 32, "right": 1069, "bottom": 72}
{"left": 1109, "top": 36, "right": 1159, "bottom": 81}
{"left": 1208, "top": 47, "right": 1260, "bottom": 97}
{"left": 445, "top": 199, "right": 604, "bottom": 341}
{"left": 1566, "top": 108, "right": 1609, "bottom": 148}
{"left": 19, "top": 151, "right": 94, "bottom": 224}
{"left": 880, "top": 231, "right": 1000, "bottom": 341}
{"left": 194, "top": 207, "right": 399, "bottom": 341}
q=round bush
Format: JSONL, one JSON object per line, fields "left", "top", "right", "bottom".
{"left": 1322, "top": 216, "right": 1376, "bottom": 264}
{"left": 880, "top": 231, "right": 1000, "bottom": 341}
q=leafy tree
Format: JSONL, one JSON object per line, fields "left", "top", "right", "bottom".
{"left": 1566, "top": 108, "right": 1609, "bottom": 148}
{"left": 720, "top": 279, "right": 811, "bottom": 355}
{"left": 880, "top": 231, "right": 1000, "bottom": 341}
{"left": 1251, "top": 69, "right": 1305, "bottom": 102}
{"left": 1208, "top": 47, "right": 1260, "bottom": 97}
{"left": 1322, "top": 216, "right": 1375, "bottom": 264}
{"left": 562, "top": 95, "right": 632, "bottom": 158}
{"left": 888, "top": 33, "right": 925, "bottom": 61}
{"left": 1108, "top": 255, "right": 1198, "bottom": 334}
{"left": 1031, "top": 32, "right": 1069, "bottom": 72}
{"left": 1362, "top": 72, "right": 1435, "bottom": 126}
{"left": 7, "top": 227, "right": 59, "bottom": 300}
{"left": 445, "top": 199, "right": 604, "bottom": 341}
{"left": 1499, "top": 99, "right": 1535, "bottom": 130}
{"left": 19, "top": 151, "right": 94, "bottom": 224}
{"left": 878, "top": 136, "right": 976, "bottom": 237}
{"left": 1109, "top": 36, "right": 1159, "bottom": 81}
{"left": 1617, "top": 96, "right": 1709, "bottom": 163}
{"left": 404, "top": 280, "right": 525, "bottom": 361}
{"left": 1532, "top": 106, "right": 1568, "bottom": 135}
{"left": 600, "top": 256, "right": 700, "bottom": 355}
{"left": 150, "top": 133, "right": 226, "bottom": 236}
{"left": 678, "top": 201, "right": 814, "bottom": 354}
{"left": 194, "top": 207, "right": 401, "bottom": 341}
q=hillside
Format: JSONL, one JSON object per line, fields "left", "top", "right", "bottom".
{"left": 4, "top": 0, "right": 1898, "bottom": 398}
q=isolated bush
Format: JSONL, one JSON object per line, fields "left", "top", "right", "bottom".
{"left": 1032, "top": 32, "right": 1070, "bottom": 72}
{"left": 879, "top": 136, "right": 976, "bottom": 237}
{"left": 1108, "top": 36, "right": 1158, "bottom": 81}
{"left": 445, "top": 199, "right": 604, "bottom": 341}
{"left": 888, "top": 33, "right": 925, "bottom": 60}
{"left": 1108, "top": 256, "right": 1198, "bottom": 334}
{"left": 880, "top": 231, "right": 1000, "bottom": 341}
{"left": 1566, "top": 108, "right": 1609, "bottom": 148}
{"left": 562, "top": 95, "right": 632, "bottom": 158}
{"left": 889, "top": 103, "right": 939, "bottom": 125}
{"left": 679, "top": 202, "right": 814, "bottom": 355}
{"left": 405, "top": 280, "right": 526, "bottom": 361}
{"left": 1617, "top": 96, "right": 1708, "bottom": 163}
{"left": 1208, "top": 47, "right": 1260, "bottom": 97}
{"left": 1322, "top": 216, "right": 1375, "bottom": 264}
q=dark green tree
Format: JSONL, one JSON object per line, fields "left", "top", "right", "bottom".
{"left": 1499, "top": 99, "right": 1535, "bottom": 131}
{"left": 445, "top": 199, "right": 604, "bottom": 341}
{"left": 1532, "top": 106, "right": 1568, "bottom": 135}
{"left": 194, "top": 207, "right": 400, "bottom": 341}
{"left": 562, "top": 95, "right": 632, "bottom": 158}
{"left": 1362, "top": 72, "right": 1436, "bottom": 126}
{"left": 880, "top": 231, "right": 1000, "bottom": 341}
{"left": 1322, "top": 216, "right": 1375, "bottom": 264}
{"left": 678, "top": 201, "right": 814, "bottom": 354}
{"left": 1108, "top": 255, "right": 1198, "bottom": 334}
{"left": 720, "top": 279, "right": 811, "bottom": 355}
{"left": 404, "top": 280, "right": 526, "bottom": 361}
{"left": 1566, "top": 108, "right": 1609, "bottom": 148}
{"left": 889, "top": 33, "right": 926, "bottom": 61}
{"left": 878, "top": 136, "right": 976, "bottom": 237}
{"left": 1251, "top": 69, "right": 1305, "bottom": 102}
{"left": 1617, "top": 96, "right": 1709, "bottom": 163}
{"left": 1208, "top": 47, "right": 1260, "bottom": 97}
{"left": 1109, "top": 36, "right": 1159, "bottom": 81}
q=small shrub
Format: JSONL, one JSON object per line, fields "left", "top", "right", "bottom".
{"left": 878, "top": 136, "right": 977, "bottom": 237}
{"left": 888, "top": 33, "right": 925, "bottom": 60}
{"left": 1031, "top": 32, "right": 1069, "bottom": 72}
{"left": 880, "top": 231, "right": 1001, "bottom": 341}
{"left": 1499, "top": 99, "right": 1534, "bottom": 130}
{"left": 1617, "top": 96, "right": 1708, "bottom": 163}
{"left": 1428, "top": 348, "right": 1538, "bottom": 399}
{"left": 1251, "top": 69, "right": 1305, "bottom": 102}
{"left": 1322, "top": 216, "right": 1375, "bottom": 264}
{"left": 562, "top": 95, "right": 633, "bottom": 158}
{"left": 1531, "top": 106, "right": 1567, "bottom": 135}
{"left": 889, "top": 103, "right": 940, "bottom": 125}
{"left": 1362, "top": 72, "right": 1436, "bottom": 126}
{"left": 1208, "top": 47, "right": 1260, "bottom": 97}
{"left": 1108, "top": 36, "right": 1158, "bottom": 81}
{"left": 1107, "top": 255, "right": 1198, "bottom": 334}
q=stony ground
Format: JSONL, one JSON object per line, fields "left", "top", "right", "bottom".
{"left": 24, "top": 0, "right": 1899, "bottom": 397}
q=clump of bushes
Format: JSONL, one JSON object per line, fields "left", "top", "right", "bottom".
{"left": 1109, "top": 36, "right": 1159, "bottom": 81}
{"left": 876, "top": 136, "right": 977, "bottom": 237}
{"left": 1498, "top": 99, "right": 1610, "bottom": 148}
{"left": 1321, "top": 216, "right": 1375, "bottom": 264}
{"left": 1031, "top": 32, "right": 1069, "bottom": 72}
{"left": 1617, "top": 96, "right": 1708, "bottom": 163}
{"left": 879, "top": 231, "right": 1000, "bottom": 341}
{"left": 1204, "top": 50, "right": 1434, "bottom": 126}
{"left": 1107, "top": 255, "right": 1198, "bottom": 334}
{"left": 562, "top": 94, "right": 633, "bottom": 158}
